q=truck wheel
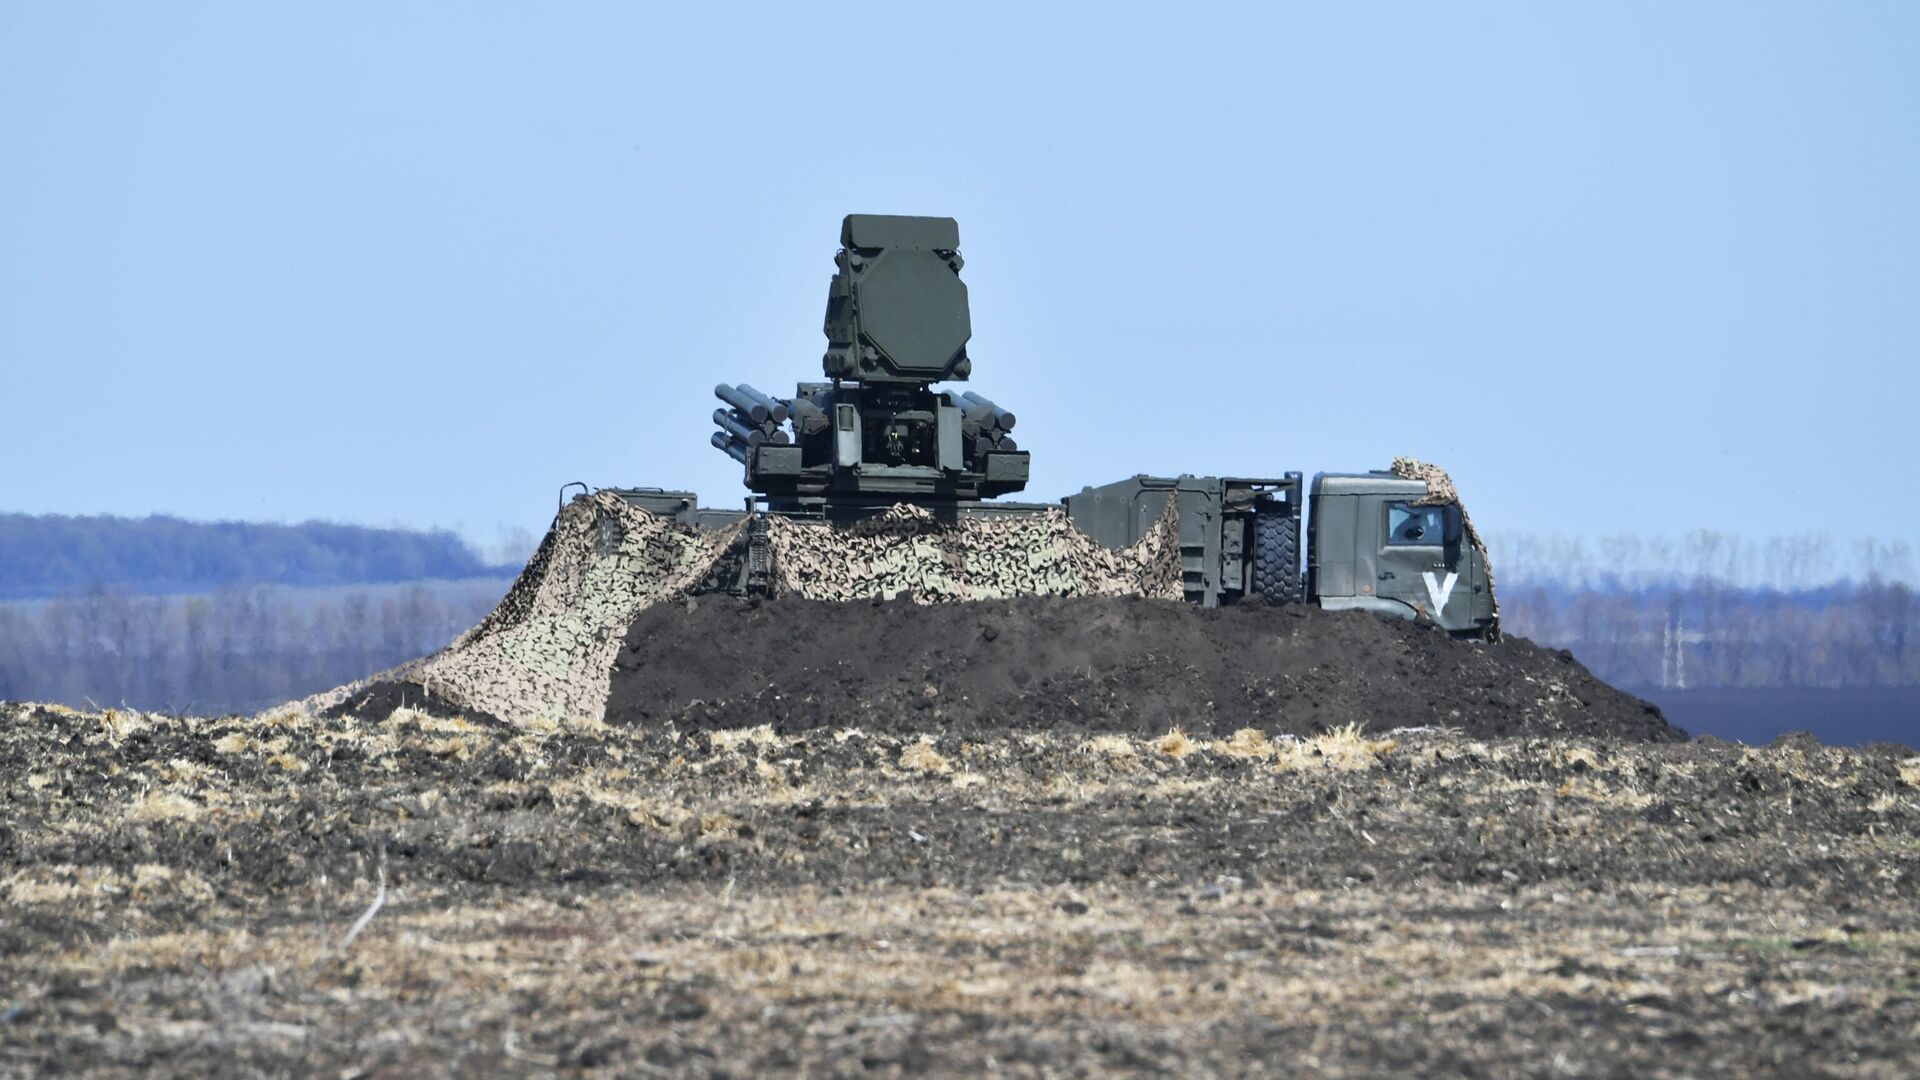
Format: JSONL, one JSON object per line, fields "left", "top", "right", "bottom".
{"left": 1251, "top": 512, "right": 1302, "bottom": 606}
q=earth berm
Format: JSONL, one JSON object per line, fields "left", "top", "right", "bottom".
{"left": 604, "top": 595, "right": 1679, "bottom": 741}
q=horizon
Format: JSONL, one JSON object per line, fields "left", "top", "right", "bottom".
{"left": 3, "top": 3, "right": 1915, "bottom": 555}
{"left": 4, "top": 503, "right": 1915, "bottom": 592}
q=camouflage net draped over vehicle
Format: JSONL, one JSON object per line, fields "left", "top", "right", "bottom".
{"left": 407, "top": 492, "right": 736, "bottom": 725}
{"left": 1390, "top": 456, "right": 1499, "bottom": 631}
{"left": 299, "top": 492, "right": 738, "bottom": 727}
{"left": 311, "top": 495, "right": 1182, "bottom": 728}
{"left": 763, "top": 502, "right": 1182, "bottom": 603}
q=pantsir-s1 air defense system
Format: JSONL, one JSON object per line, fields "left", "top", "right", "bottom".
{"left": 620, "top": 214, "right": 1498, "bottom": 638}
{"left": 708, "top": 215, "right": 1031, "bottom": 511}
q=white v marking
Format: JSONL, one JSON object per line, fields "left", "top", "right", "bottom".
{"left": 1422, "top": 571, "right": 1459, "bottom": 612}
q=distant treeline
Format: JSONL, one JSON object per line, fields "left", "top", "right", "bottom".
{"left": 0, "top": 513, "right": 515, "bottom": 600}
{"left": 1, "top": 515, "right": 1913, "bottom": 713}
{"left": 0, "top": 581, "right": 505, "bottom": 715}
{"left": 0, "top": 575, "right": 1910, "bottom": 716}
{"left": 1485, "top": 529, "right": 1915, "bottom": 591}
{"left": 1501, "top": 578, "right": 1915, "bottom": 691}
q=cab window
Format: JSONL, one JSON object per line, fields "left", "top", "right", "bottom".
{"left": 1386, "top": 502, "right": 1446, "bottom": 546}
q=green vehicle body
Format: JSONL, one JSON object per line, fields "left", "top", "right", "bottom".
{"left": 711, "top": 214, "right": 1030, "bottom": 513}
{"left": 1307, "top": 472, "right": 1496, "bottom": 634}
{"left": 621, "top": 213, "right": 1500, "bottom": 638}
{"left": 1060, "top": 472, "right": 1497, "bottom": 636}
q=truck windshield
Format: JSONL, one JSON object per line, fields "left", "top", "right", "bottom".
{"left": 1386, "top": 502, "right": 1447, "bottom": 546}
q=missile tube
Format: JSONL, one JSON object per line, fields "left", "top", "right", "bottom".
{"left": 709, "top": 431, "right": 751, "bottom": 464}
{"left": 713, "top": 408, "right": 769, "bottom": 447}
{"left": 736, "top": 384, "right": 790, "bottom": 424}
{"left": 959, "top": 391, "right": 1016, "bottom": 432}
{"left": 714, "top": 384, "right": 770, "bottom": 424}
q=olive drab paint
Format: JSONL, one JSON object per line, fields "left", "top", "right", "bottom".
{"left": 628, "top": 214, "right": 1500, "bottom": 638}
{"left": 711, "top": 215, "right": 1028, "bottom": 512}
{"left": 1307, "top": 472, "right": 1498, "bottom": 637}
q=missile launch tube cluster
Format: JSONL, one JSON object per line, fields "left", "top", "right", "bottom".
{"left": 712, "top": 384, "right": 794, "bottom": 464}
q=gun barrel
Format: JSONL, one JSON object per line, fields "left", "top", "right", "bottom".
{"left": 788, "top": 396, "right": 830, "bottom": 436}
{"left": 959, "top": 391, "right": 1016, "bottom": 432}
{"left": 714, "top": 384, "right": 770, "bottom": 424}
{"left": 713, "top": 409, "right": 767, "bottom": 447}
{"left": 709, "top": 431, "right": 751, "bottom": 464}
{"left": 737, "top": 384, "right": 790, "bottom": 424}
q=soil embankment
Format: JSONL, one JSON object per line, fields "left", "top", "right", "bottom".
{"left": 326, "top": 490, "right": 1671, "bottom": 742}
{"left": 604, "top": 595, "right": 1681, "bottom": 741}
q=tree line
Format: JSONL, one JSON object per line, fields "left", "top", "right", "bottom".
{"left": 0, "top": 575, "right": 1909, "bottom": 715}
{"left": 1484, "top": 530, "right": 1915, "bottom": 592}
{"left": 0, "top": 583, "right": 502, "bottom": 715}
{"left": 0, "top": 518, "right": 1913, "bottom": 713}
{"left": 1500, "top": 578, "right": 1914, "bottom": 690}
{"left": 0, "top": 513, "right": 516, "bottom": 600}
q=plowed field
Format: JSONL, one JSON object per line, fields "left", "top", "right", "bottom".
{"left": 4, "top": 698, "right": 1918, "bottom": 1077}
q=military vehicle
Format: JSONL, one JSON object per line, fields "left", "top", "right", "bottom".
{"left": 617, "top": 214, "right": 1498, "bottom": 638}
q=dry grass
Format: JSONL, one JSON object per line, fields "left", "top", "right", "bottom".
{"left": 898, "top": 736, "right": 952, "bottom": 775}
{"left": 709, "top": 723, "right": 786, "bottom": 754}
{"left": 1211, "top": 727, "right": 1274, "bottom": 759}
{"left": 1151, "top": 727, "right": 1198, "bottom": 759}
{"left": 6, "top": 700, "right": 1919, "bottom": 1077}
{"left": 1273, "top": 723, "right": 1398, "bottom": 771}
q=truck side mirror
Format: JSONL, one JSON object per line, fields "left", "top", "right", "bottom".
{"left": 1445, "top": 505, "right": 1464, "bottom": 545}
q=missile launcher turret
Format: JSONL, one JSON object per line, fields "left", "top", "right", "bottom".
{"left": 712, "top": 215, "right": 1028, "bottom": 517}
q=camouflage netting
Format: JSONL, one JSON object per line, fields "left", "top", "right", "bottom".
{"left": 309, "top": 493, "right": 1183, "bottom": 728}
{"left": 1390, "top": 456, "right": 1500, "bottom": 631}
{"left": 304, "top": 492, "right": 736, "bottom": 727}
{"left": 765, "top": 502, "right": 1182, "bottom": 602}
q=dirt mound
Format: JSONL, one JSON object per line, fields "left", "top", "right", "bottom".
{"left": 605, "top": 595, "right": 1680, "bottom": 741}
{"left": 307, "top": 493, "right": 1186, "bottom": 729}
{"left": 322, "top": 679, "right": 505, "bottom": 728}
{"left": 317, "top": 491, "right": 1666, "bottom": 742}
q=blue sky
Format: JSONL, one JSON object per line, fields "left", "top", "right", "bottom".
{"left": 3, "top": 3, "right": 1914, "bottom": 558}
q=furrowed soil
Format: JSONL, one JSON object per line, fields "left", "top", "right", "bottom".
{"left": 5, "top": 700, "right": 1920, "bottom": 1077}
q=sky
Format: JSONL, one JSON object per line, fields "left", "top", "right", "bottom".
{"left": 2, "top": 3, "right": 1915, "bottom": 562}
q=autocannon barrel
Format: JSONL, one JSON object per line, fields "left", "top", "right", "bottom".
{"left": 713, "top": 409, "right": 769, "bottom": 447}
{"left": 714, "top": 384, "right": 771, "bottom": 424}
{"left": 709, "top": 431, "right": 751, "bottom": 464}
{"left": 787, "top": 396, "right": 830, "bottom": 436}
{"left": 959, "top": 391, "right": 1016, "bottom": 432}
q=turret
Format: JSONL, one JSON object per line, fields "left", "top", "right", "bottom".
{"left": 711, "top": 215, "right": 1029, "bottom": 516}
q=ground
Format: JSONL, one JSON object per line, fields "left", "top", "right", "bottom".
{"left": 3, "top": 701, "right": 1918, "bottom": 1077}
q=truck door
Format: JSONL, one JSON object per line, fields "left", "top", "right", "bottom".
{"left": 1374, "top": 500, "right": 1467, "bottom": 625}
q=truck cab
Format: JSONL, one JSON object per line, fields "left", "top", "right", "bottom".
{"left": 1308, "top": 472, "right": 1497, "bottom": 637}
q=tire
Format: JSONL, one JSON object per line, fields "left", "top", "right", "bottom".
{"left": 1251, "top": 511, "right": 1303, "bottom": 606}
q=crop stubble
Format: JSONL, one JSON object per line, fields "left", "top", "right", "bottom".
{"left": 2, "top": 701, "right": 1918, "bottom": 1077}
